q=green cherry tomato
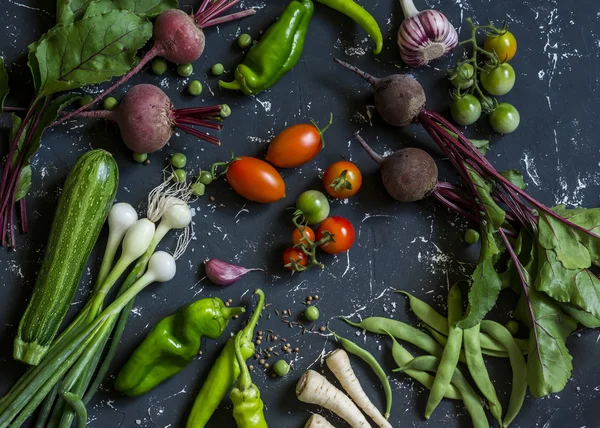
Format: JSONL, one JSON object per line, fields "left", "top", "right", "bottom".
{"left": 220, "top": 104, "right": 231, "bottom": 118}
{"left": 177, "top": 63, "right": 193, "bottom": 77}
{"left": 451, "top": 95, "right": 481, "bottom": 126}
{"left": 199, "top": 170, "right": 213, "bottom": 185}
{"left": 238, "top": 34, "right": 252, "bottom": 49}
{"left": 296, "top": 190, "right": 330, "bottom": 225}
{"left": 273, "top": 359, "right": 290, "bottom": 377}
{"left": 449, "top": 63, "right": 475, "bottom": 90}
{"left": 464, "top": 229, "right": 480, "bottom": 244}
{"left": 188, "top": 80, "right": 202, "bottom": 96}
{"left": 133, "top": 152, "right": 148, "bottom": 163}
{"left": 173, "top": 169, "right": 187, "bottom": 183}
{"left": 304, "top": 306, "right": 319, "bottom": 321}
{"left": 211, "top": 63, "right": 224, "bottom": 76}
{"left": 480, "top": 64, "right": 516, "bottom": 96}
{"left": 191, "top": 182, "right": 206, "bottom": 196}
{"left": 490, "top": 103, "right": 520, "bottom": 134}
{"left": 170, "top": 153, "right": 187, "bottom": 168}
{"left": 152, "top": 58, "right": 168, "bottom": 75}
{"left": 103, "top": 97, "right": 118, "bottom": 111}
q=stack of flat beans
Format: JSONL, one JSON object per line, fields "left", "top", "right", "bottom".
{"left": 344, "top": 287, "right": 527, "bottom": 428}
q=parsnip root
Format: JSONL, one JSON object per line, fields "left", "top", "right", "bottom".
{"left": 304, "top": 413, "right": 336, "bottom": 427}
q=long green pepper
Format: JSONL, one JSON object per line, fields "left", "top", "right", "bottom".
{"left": 230, "top": 332, "right": 268, "bottom": 428}
{"left": 186, "top": 289, "right": 265, "bottom": 428}
{"left": 219, "top": 0, "right": 314, "bottom": 95}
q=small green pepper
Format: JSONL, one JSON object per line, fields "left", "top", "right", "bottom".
{"left": 230, "top": 331, "right": 268, "bottom": 428}
{"left": 219, "top": 0, "right": 314, "bottom": 96}
{"left": 114, "top": 297, "right": 244, "bottom": 396}
{"left": 186, "top": 290, "right": 265, "bottom": 428}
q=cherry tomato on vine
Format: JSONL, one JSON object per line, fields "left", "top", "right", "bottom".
{"left": 323, "top": 161, "right": 362, "bottom": 199}
{"left": 266, "top": 114, "right": 333, "bottom": 168}
{"left": 483, "top": 31, "right": 517, "bottom": 62}
{"left": 316, "top": 217, "right": 355, "bottom": 254}
{"left": 226, "top": 156, "right": 286, "bottom": 203}
{"left": 292, "top": 226, "right": 315, "bottom": 246}
{"left": 449, "top": 63, "right": 475, "bottom": 90}
{"left": 480, "top": 64, "right": 515, "bottom": 96}
{"left": 282, "top": 247, "right": 307, "bottom": 271}
{"left": 296, "top": 190, "right": 330, "bottom": 225}
{"left": 490, "top": 102, "right": 520, "bottom": 134}
{"left": 451, "top": 95, "right": 482, "bottom": 126}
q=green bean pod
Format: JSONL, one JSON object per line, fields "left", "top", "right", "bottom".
{"left": 343, "top": 317, "right": 444, "bottom": 358}
{"left": 481, "top": 320, "right": 527, "bottom": 428}
{"left": 384, "top": 330, "right": 461, "bottom": 400}
{"left": 425, "top": 284, "right": 463, "bottom": 419}
{"left": 463, "top": 323, "right": 502, "bottom": 425}
{"left": 399, "top": 356, "right": 490, "bottom": 428}
{"left": 330, "top": 330, "right": 392, "bottom": 419}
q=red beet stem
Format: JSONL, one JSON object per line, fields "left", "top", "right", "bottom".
{"left": 175, "top": 105, "right": 222, "bottom": 115}
{"left": 334, "top": 58, "right": 378, "bottom": 86}
{"left": 54, "top": 44, "right": 162, "bottom": 126}
{"left": 204, "top": 10, "right": 256, "bottom": 28}
{"left": 19, "top": 198, "right": 28, "bottom": 234}
{"left": 198, "top": 0, "right": 212, "bottom": 13}
{"left": 176, "top": 117, "right": 224, "bottom": 131}
{"left": 353, "top": 132, "right": 383, "bottom": 165}
{"left": 175, "top": 124, "right": 221, "bottom": 145}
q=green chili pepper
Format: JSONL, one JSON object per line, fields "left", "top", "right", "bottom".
{"left": 114, "top": 298, "right": 245, "bottom": 396}
{"left": 186, "top": 289, "right": 265, "bottom": 428}
{"left": 230, "top": 331, "right": 268, "bottom": 428}
{"left": 314, "top": 0, "right": 382, "bottom": 54}
{"left": 219, "top": 0, "right": 314, "bottom": 96}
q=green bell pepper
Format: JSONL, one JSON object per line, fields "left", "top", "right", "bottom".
{"left": 219, "top": 0, "right": 314, "bottom": 96}
{"left": 114, "top": 297, "right": 245, "bottom": 396}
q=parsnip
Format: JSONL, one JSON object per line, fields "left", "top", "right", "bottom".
{"left": 296, "top": 370, "right": 371, "bottom": 428}
{"left": 326, "top": 349, "right": 392, "bottom": 428}
{"left": 304, "top": 413, "right": 336, "bottom": 427}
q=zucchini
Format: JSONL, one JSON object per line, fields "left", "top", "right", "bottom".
{"left": 14, "top": 149, "right": 119, "bottom": 365}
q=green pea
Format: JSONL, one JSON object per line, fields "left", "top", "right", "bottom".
{"left": 173, "top": 169, "right": 187, "bottom": 183}
{"left": 170, "top": 153, "right": 187, "bottom": 168}
{"left": 188, "top": 80, "right": 203, "bottom": 96}
{"left": 177, "top": 63, "right": 193, "bottom": 77}
{"left": 273, "top": 359, "right": 290, "bottom": 377}
{"left": 191, "top": 182, "right": 206, "bottom": 196}
{"left": 304, "top": 306, "right": 319, "bottom": 321}
{"left": 133, "top": 152, "right": 147, "bottom": 163}
{"left": 504, "top": 320, "right": 519, "bottom": 335}
{"left": 238, "top": 34, "right": 252, "bottom": 49}
{"left": 103, "top": 97, "right": 118, "bottom": 111}
{"left": 220, "top": 104, "right": 231, "bottom": 118}
{"left": 199, "top": 170, "right": 213, "bottom": 185}
{"left": 152, "top": 58, "right": 168, "bottom": 75}
{"left": 79, "top": 95, "right": 93, "bottom": 110}
{"left": 464, "top": 229, "right": 480, "bottom": 244}
{"left": 211, "top": 63, "right": 224, "bottom": 76}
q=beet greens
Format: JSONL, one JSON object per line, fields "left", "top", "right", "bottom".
{"left": 338, "top": 58, "right": 600, "bottom": 397}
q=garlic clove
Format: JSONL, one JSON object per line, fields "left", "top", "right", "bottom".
{"left": 204, "top": 258, "right": 263, "bottom": 286}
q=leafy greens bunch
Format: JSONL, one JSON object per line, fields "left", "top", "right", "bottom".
{"left": 0, "top": 0, "right": 177, "bottom": 248}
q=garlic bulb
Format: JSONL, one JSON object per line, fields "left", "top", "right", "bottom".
{"left": 397, "top": 0, "right": 458, "bottom": 67}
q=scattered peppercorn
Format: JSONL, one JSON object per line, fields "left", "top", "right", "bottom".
{"left": 319, "top": 326, "right": 326, "bottom": 332}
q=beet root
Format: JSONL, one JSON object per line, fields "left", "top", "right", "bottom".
{"left": 153, "top": 9, "right": 205, "bottom": 64}
{"left": 334, "top": 59, "right": 426, "bottom": 127}
{"left": 354, "top": 133, "right": 438, "bottom": 202}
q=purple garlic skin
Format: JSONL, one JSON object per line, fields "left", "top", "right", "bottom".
{"left": 397, "top": 9, "right": 458, "bottom": 67}
{"left": 204, "top": 258, "right": 262, "bottom": 286}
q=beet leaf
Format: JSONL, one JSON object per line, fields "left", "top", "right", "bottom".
{"left": 57, "top": 0, "right": 95, "bottom": 23}
{"left": 500, "top": 169, "right": 526, "bottom": 190}
{"left": 83, "top": 0, "right": 178, "bottom": 19}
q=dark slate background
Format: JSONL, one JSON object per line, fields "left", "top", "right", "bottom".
{"left": 1, "top": 0, "right": 599, "bottom": 427}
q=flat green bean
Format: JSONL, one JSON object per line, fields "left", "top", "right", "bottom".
{"left": 384, "top": 330, "right": 461, "bottom": 400}
{"left": 343, "top": 317, "right": 444, "bottom": 358}
{"left": 464, "top": 323, "right": 502, "bottom": 425}
{"left": 481, "top": 320, "right": 527, "bottom": 428}
{"left": 426, "top": 284, "right": 463, "bottom": 419}
{"left": 330, "top": 330, "right": 392, "bottom": 419}
{"left": 399, "top": 356, "right": 490, "bottom": 428}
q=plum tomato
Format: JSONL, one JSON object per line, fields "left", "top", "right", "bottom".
{"left": 283, "top": 247, "right": 307, "bottom": 271}
{"left": 483, "top": 30, "right": 517, "bottom": 62}
{"left": 296, "top": 190, "right": 330, "bottom": 225}
{"left": 226, "top": 156, "right": 286, "bottom": 203}
{"left": 266, "top": 114, "right": 333, "bottom": 168}
{"left": 292, "top": 226, "right": 315, "bottom": 246}
{"left": 323, "top": 161, "right": 362, "bottom": 199}
{"left": 316, "top": 216, "right": 355, "bottom": 254}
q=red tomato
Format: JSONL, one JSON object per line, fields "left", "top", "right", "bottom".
{"left": 266, "top": 115, "right": 332, "bottom": 168}
{"left": 292, "top": 226, "right": 315, "bottom": 246}
{"left": 316, "top": 217, "right": 355, "bottom": 254}
{"left": 282, "top": 247, "right": 307, "bottom": 271}
{"left": 226, "top": 157, "right": 286, "bottom": 203}
{"left": 322, "top": 161, "right": 362, "bottom": 199}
